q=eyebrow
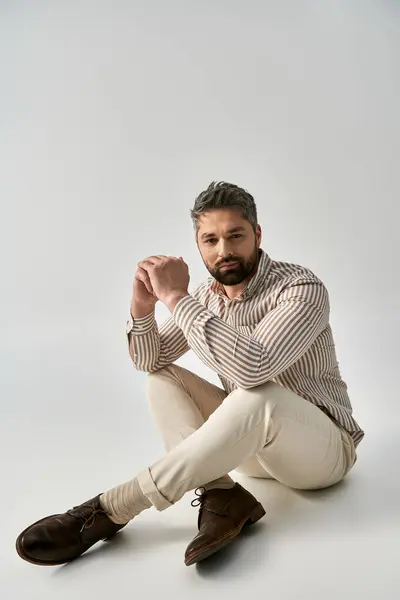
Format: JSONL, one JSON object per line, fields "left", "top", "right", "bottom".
{"left": 200, "top": 226, "right": 246, "bottom": 240}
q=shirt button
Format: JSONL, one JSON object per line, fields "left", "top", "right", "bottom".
{"left": 126, "top": 318, "right": 134, "bottom": 334}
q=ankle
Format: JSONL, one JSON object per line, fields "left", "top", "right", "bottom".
{"left": 100, "top": 477, "right": 152, "bottom": 524}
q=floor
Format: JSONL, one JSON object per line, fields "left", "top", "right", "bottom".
{"left": 1, "top": 332, "right": 398, "bottom": 599}
{"left": 1, "top": 1, "right": 399, "bottom": 597}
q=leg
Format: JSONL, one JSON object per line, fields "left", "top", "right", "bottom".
{"left": 100, "top": 365, "right": 235, "bottom": 524}
{"left": 14, "top": 364, "right": 237, "bottom": 567}
{"left": 105, "top": 377, "right": 356, "bottom": 518}
{"left": 234, "top": 455, "right": 275, "bottom": 479}
{"left": 249, "top": 384, "right": 356, "bottom": 490}
{"left": 234, "top": 383, "right": 356, "bottom": 489}
{"left": 145, "top": 364, "right": 235, "bottom": 490}
{"left": 147, "top": 364, "right": 273, "bottom": 481}
{"left": 16, "top": 373, "right": 356, "bottom": 566}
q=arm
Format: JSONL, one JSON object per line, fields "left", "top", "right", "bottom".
{"left": 171, "top": 278, "right": 329, "bottom": 389}
{"left": 127, "top": 311, "right": 189, "bottom": 372}
{"left": 126, "top": 285, "right": 205, "bottom": 372}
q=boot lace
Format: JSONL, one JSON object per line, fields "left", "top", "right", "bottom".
{"left": 67, "top": 501, "right": 107, "bottom": 533}
{"left": 190, "top": 486, "right": 206, "bottom": 508}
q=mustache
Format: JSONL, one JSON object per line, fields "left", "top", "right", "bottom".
{"left": 218, "top": 259, "right": 240, "bottom": 268}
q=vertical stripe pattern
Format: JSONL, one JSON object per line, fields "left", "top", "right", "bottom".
{"left": 126, "top": 249, "right": 364, "bottom": 448}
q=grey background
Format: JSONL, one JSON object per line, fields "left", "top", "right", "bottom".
{"left": 1, "top": 1, "right": 399, "bottom": 598}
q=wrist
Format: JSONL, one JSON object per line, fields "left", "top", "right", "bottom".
{"left": 130, "top": 300, "right": 156, "bottom": 319}
{"left": 164, "top": 291, "right": 189, "bottom": 312}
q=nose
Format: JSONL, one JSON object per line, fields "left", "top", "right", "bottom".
{"left": 217, "top": 243, "right": 234, "bottom": 261}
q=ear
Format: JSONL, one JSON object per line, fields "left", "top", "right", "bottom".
{"left": 256, "top": 225, "right": 262, "bottom": 246}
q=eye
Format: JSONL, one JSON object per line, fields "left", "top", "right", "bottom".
{"left": 204, "top": 234, "right": 242, "bottom": 244}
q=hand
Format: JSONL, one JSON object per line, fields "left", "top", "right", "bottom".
{"left": 132, "top": 263, "right": 159, "bottom": 307}
{"left": 138, "top": 255, "right": 190, "bottom": 306}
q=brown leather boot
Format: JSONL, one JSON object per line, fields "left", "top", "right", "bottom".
{"left": 184, "top": 483, "right": 266, "bottom": 566}
{"left": 16, "top": 494, "right": 127, "bottom": 566}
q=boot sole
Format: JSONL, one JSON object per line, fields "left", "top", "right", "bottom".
{"left": 184, "top": 501, "right": 266, "bottom": 566}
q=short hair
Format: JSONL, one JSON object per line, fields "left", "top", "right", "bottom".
{"left": 190, "top": 181, "right": 258, "bottom": 237}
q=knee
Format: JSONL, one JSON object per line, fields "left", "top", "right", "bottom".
{"left": 145, "top": 364, "right": 175, "bottom": 384}
{"left": 145, "top": 367, "right": 169, "bottom": 408}
{"left": 145, "top": 370, "right": 160, "bottom": 399}
{"left": 231, "top": 381, "right": 282, "bottom": 418}
{"left": 146, "top": 364, "right": 181, "bottom": 378}
{"left": 145, "top": 364, "right": 182, "bottom": 409}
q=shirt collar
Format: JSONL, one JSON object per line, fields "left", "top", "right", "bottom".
{"left": 210, "top": 248, "right": 271, "bottom": 301}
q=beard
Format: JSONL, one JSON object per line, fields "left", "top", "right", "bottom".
{"left": 205, "top": 245, "right": 260, "bottom": 286}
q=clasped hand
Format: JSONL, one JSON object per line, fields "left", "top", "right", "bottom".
{"left": 138, "top": 255, "right": 190, "bottom": 306}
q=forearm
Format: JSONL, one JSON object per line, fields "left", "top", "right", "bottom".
{"left": 127, "top": 300, "right": 159, "bottom": 370}
{"left": 164, "top": 292, "right": 190, "bottom": 313}
{"left": 172, "top": 289, "right": 328, "bottom": 388}
{"left": 127, "top": 305, "right": 190, "bottom": 372}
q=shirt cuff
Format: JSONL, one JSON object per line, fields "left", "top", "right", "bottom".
{"left": 172, "top": 294, "right": 215, "bottom": 337}
{"left": 126, "top": 311, "right": 156, "bottom": 336}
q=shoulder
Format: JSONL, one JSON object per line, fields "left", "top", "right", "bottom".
{"left": 264, "top": 259, "right": 329, "bottom": 310}
{"left": 268, "top": 258, "right": 327, "bottom": 289}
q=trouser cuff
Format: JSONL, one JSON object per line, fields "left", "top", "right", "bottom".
{"left": 136, "top": 467, "right": 174, "bottom": 511}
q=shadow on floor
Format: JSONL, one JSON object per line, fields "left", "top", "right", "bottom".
{"left": 52, "top": 436, "right": 399, "bottom": 578}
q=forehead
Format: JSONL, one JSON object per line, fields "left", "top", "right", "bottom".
{"left": 197, "top": 209, "right": 248, "bottom": 239}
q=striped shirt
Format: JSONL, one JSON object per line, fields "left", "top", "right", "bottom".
{"left": 126, "top": 248, "right": 364, "bottom": 448}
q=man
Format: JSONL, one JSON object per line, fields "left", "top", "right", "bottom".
{"left": 16, "top": 181, "right": 364, "bottom": 567}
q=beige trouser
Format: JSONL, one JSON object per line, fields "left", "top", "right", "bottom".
{"left": 136, "top": 364, "right": 357, "bottom": 511}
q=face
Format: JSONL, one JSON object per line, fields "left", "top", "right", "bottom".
{"left": 196, "top": 208, "right": 262, "bottom": 289}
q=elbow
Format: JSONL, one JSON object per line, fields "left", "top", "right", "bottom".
{"left": 235, "top": 371, "right": 272, "bottom": 390}
{"left": 129, "top": 355, "right": 159, "bottom": 373}
{"left": 146, "top": 364, "right": 162, "bottom": 374}
{"left": 138, "top": 360, "right": 165, "bottom": 374}
{"left": 236, "top": 356, "right": 271, "bottom": 389}
{"left": 235, "top": 377, "right": 264, "bottom": 390}
{"left": 135, "top": 363, "right": 159, "bottom": 373}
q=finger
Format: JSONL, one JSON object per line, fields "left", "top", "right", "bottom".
{"left": 136, "top": 268, "right": 154, "bottom": 293}
{"left": 139, "top": 260, "right": 155, "bottom": 273}
{"left": 135, "top": 271, "right": 153, "bottom": 294}
{"left": 140, "top": 255, "right": 168, "bottom": 266}
{"left": 143, "top": 277, "right": 154, "bottom": 294}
